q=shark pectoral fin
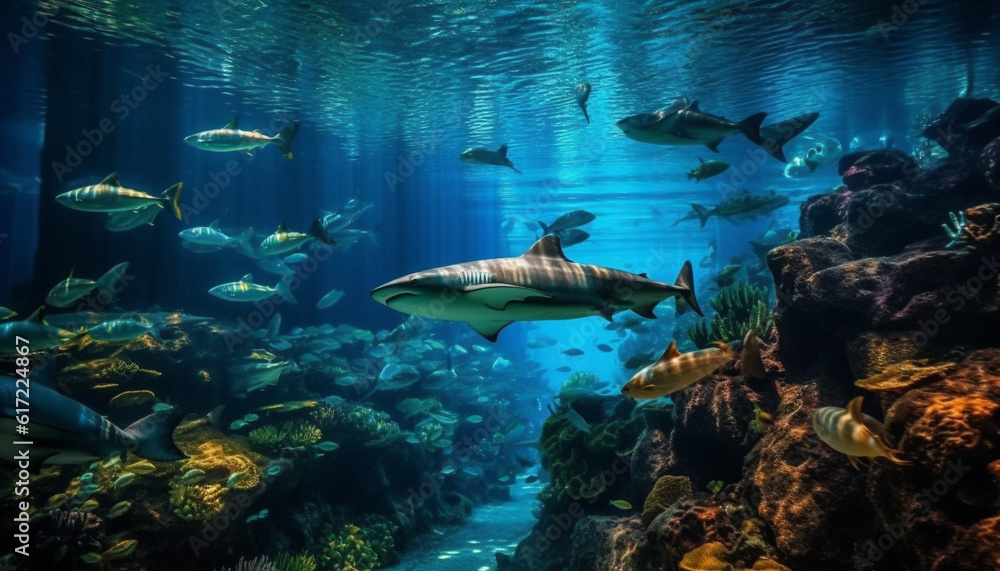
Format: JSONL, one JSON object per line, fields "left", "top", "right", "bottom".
{"left": 468, "top": 320, "right": 513, "bottom": 343}
{"left": 706, "top": 138, "right": 725, "bottom": 152}
{"left": 632, "top": 303, "right": 658, "bottom": 319}
{"left": 463, "top": 284, "right": 551, "bottom": 310}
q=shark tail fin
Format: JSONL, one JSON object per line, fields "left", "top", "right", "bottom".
{"left": 674, "top": 260, "right": 702, "bottom": 317}
{"left": 310, "top": 217, "right": 336, "bottom": 247}
{"left": 274, "top": 275, "right": 297, "bottom": 304}
{"left": 161, "top": 183, "right": 184, "bottom": 220}
{"left": 275, "top": 123, "right": 300, "bottom": 159}
{"left": 736, "top": 112, "right": 766, "bottom": 145}
{"left": 122, "top": 408, "right": 187, "bottom": 462}
{"left": 691, "top": 203, "right": 710, "bottom": 229}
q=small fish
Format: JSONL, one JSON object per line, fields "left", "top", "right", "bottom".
{"left": 266, "top": 464, "right": 282, "bottom": 477}
{"left": 525, "top": 475, "right": 539, "bottom": 484}
{"left": 596, "top": 344, "right": 613, "bottom": 353}
{"left": 79, "top": 472, "right": 94, "bottom": 482}
{"left": 441, "top": 464, "right": 456, "bottom": 475}
{"left": 227, "top": 470, "right": 248, "bottom": 488}
{"left": 113, "top": 472, "right": 136, "bottom": 488}
{"left": 556, "top": 366, "right": 572, "bottom": 373}
{"left": 492, "top": 357, "right": 511, "bottom": 371}
{"left": 566, "top": 407, "right": 591, "bottom": 433}
{"left": 152, "top": 403, "right": 174, "bottom": 412}
{"left": 466, "top": 415, "right": 484, "bottom": 424}
{"left": 609, "top": 499, "right": 633, "bottom": 510}
{"left": 498, "top": 475, "right": 510, "bottom": 483}
{"left": 472, "top": 345, "right": 489, "bottom": 353}
{"left": 316, "top": 288, "right": 346, "bottom": 309}
{"left": 181, "top": 468, "right": 206, "bottom": 484}
{"left": 229, "top": 419, "right": 249, "bottom": 430}
{"left": 125, "top": 460, "right": 156, "bottom": 475}
{"left": 314, "top": 441, "right": 340, "bottom": 452}
{"left": 459, "top": 145, "right": 521, "bottom": 173}
{"left": 574, "top": 82, "right": 592, "bottom": 124}
{"left": 562, "top": 348, "right": 584, "bottom": 356}
{"left": 79, "top": 499, "right": 100, "bottom": 512}
{"left": 243, "top": 413, "right": 260, "bottom": 423}
{"left": 45, "top": 493, "right": 70, "bottom": 510}
{"left": 812, "top": 396, "right": 907, "bottom": 470}
{"left": 80, "top": 552, "right": 103, "bottom": 564}
{"left": 282, "top": 253, "right": 309, "bottom": 264}
{"left": 91, "top": 383, "right": 120, "bottom": 390}
{"left": 110, "top": 390, "right": 157, "bottom": 408}
{"left": 107, "top": 501, "right": 132, "bottom": 519}
{"left": 101, "top": 539, "right": 138, "bottom": 561}
{"left": 687, "top": 158, "right": 730, "bottom": 182}
{"left": 621, "top": 340, "right": 733, "bottom": 399}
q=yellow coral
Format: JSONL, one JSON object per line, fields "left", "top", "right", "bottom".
{"left": 680, "top": 542, "right": 732, "bottom": 571}
{"left": 642, "top": 475, "right": 693, "bottom": 525}
{"left": 180, "top": 441, "right": 260, "bottom": 488}
{"left": 170, "top": 483, "right": 227, "bottom": 522}
{"left": 854, "top": 360, "right": 953, "bottom": 392}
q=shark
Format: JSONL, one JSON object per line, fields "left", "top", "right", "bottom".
{"left": 370, "top": 234, "right": 702, "bottom": 341}
{"left": 616, "top": 99, "right": 766, "bottom": 152}
{"left": 0, "top": 377, "right": 186, "bottom": 466}
{"left": 56, "top": 173, "right": 182, "bottom": 220}
{"left": 759, "top": 112, "right": 820, "bottom": 163}
{"left": 689, "top": 189, "right": 790, "bottom": 228}
{"left": 184, "top": 117, "right": 300, "bottom": 159}
{"left": 459, "top": 145, "right": 522, "bottom": 173}
{"left": 0, "top": 307, "right": 86, "bottom": 354}
{"left": 574, "top": 83, "right": 592, "bottom": 124}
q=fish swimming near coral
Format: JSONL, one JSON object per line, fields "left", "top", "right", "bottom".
{"left": 184, "top": 117, "right": 300, "bottom": 158}
{"left": 621, "top": 340, "right": 733, "bottom": 399}
{"left": 0, "top": 377, "right": 185, "bottom": 467}
{"left": 688, "top": 158, "right": 730, "bottom": 182}
{"left": 616, "top": 99, "right": 765, "bottom": 151}
{"left": 371, "top": 235, "right": 702, "bottom": 341}
{"left": 0, "top": 306, "right": 84, "bottom": 354}
{"left": 55, "top": 173, "right": 182, "bottom": 220}
{"left": 575, "top": 83, "right": 592, "bottom": 124}
{"left": 46, "top": 261, "right": 130, "bottom": 308}
{"left": 688, "top": 189, "right": 790, "bottom": 229}
{"left": 812, "top": 396, "right": 907, "bottom": 470}
{"left": 227, "top": 360, "right": 294, "bottom": 397}
{"left": 566, "top": 407, "right": 591, "bottom": 433}
{"left": 459, "top": 144, "right": 522, "bottom": 173}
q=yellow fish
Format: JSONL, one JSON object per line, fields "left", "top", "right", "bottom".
{"left": 125, "top": 460, "right": 157, "bottom": 475}
{"left": 609, "top": 499, "right": 633, "bottom": 510}
{"left": 812, "top": 396, "right": 907, "bottom": 470}
{"left": 620, "top": 340, "right": 733, "bottom": 399}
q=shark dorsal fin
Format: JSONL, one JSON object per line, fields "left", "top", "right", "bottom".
{"left": 209, "top": 220, "right": 219, "bottom": 229}
{"left": 657, "top": 340, "right": 681, "bottom": 363}
{"left": 497, "top": 144, "right": 509, "bottom": 157}
{"left": 688, "top": 100, "right": 700, "bottom": 111}
{"left": 277, "top": 221, "right": 288, "bottom": 233}
{"left": 99, "top": 172, "right": 121, "bottom": 187}
{"left": 240, "top": 274, "right": 253, "bottom": 283}
{"left": 698, "top": 157, "right": 705, "bottom": 165}
{"left": 27, "top": 306, "right": 45, "bottom": 325}
{"left": 224, "top": 117, "right": 239, "bottom": 130}
{"left": 522, "top": 235, "right": 569, "bottom": 261}
{"left": 846, "top": 396, "right": 864, "bottom": 423}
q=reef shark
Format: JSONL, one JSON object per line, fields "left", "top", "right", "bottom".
{"left": 689, "top": 189, "right": 790, "bottom": 228}
{"left": 459, "top": 145, "right": 521, "bottom": 173}
{"left": 370, "top": 234, "right": 702, "bottom": 341}
{"left": 0, "top": 377, "right": 186, "bottom": 466}
{"left": 184, "top": 117, "right": 300, "bottom": 159}
{"left": 616, "top": 99, "right": 766, "bottom": 151}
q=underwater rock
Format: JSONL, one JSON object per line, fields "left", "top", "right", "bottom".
{"left": 565, "top": 516, "right": 654, "bottom": 571}
{"left": 742, "top": 384, "right": 875, "bottom": 569}
{"left": 837, "top": 149, "right": 919, "bottom": 192}
{"left": 980, "top": 136, "right": 1000, "bottom": 194}
{"left": 641, "top": 475, "right": 693, "bottom": 526}
{"left": 921, "top": 97, "right": 1000, "bottom": 161}
{"left": 864, "top": 348, "right": 1000, "bottom": 570}
{"left": 798, "top": 188, "right": 852, "bottom": 239}
{"left": 630, "top": 403, "right": 675, "bottom": 499}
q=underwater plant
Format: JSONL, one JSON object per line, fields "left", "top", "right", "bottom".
{"left": 274, "top": 551, "right": 317, "bottom": 571}
{"left": 417, "top": 421, "right": 450, "bottom": 452}
{"left": 320, "top": 514, "right": 398, "bottom": 571}
{"left": 559, "top": 371, "right": 602, "bottom": 394}
{"left": 942, "top": 210, "right": 968, "bottom": 248}
{"left": 248, "top": 421, "right": 324, "bottom": 451}
{"left": 687, "top": 283, "right": 774, "bottom": 348}
{"left": 216, "top": 556, "right": 278, "bottom": 571}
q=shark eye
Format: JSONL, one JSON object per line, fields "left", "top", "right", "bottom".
{"left": 409, "top": 277, "right": 417, "bottom": 285}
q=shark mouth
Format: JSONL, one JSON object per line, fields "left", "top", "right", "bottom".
{"left": 384, "top": 291, "right": 418, "bottom": 305}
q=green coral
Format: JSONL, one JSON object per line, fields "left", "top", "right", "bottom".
{"left": 169, "top": 483, "right": 227, "bottom": 522}
{"left": 707, "top": 480, "right": 725, "bottom": 495}
{"left": 417, "top": 421, "right": 450, "bottom": 452}
{"left": 274, "top": 551, "right": 316, "bottom": 571}
{"left": 395, "top": 397, "right": 443, "bottom": 418}
{"left": 322, "top": 404, "right": 401, "bottom": 443}
{"left": 560, "top": 371, "right": 602, "bottom": 393}
{"left": 248, "top": 421, "right": 323, "bottom": 451}
{"left": 320, "top": 515, "right": 398, "bottom": 571}
{"left": 687, "top": 283, "right": 774, "bottom": 348}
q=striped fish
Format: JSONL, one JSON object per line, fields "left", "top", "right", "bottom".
{"left": 56, "top": 173, "right": 182, "bottom": 219}
{"left": 184, "top": 117, "right": 299, "bottom": 158}
{"left": 812, "top": 396, "right": 907, "bottom": 469}
{"left": 371, "top": 234, "right": 701, "bottom": 341}
{"left": 620, "top": 339, "right": 733, "bottom": 399}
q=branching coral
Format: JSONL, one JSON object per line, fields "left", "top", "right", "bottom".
{"left": 417, "top": 421, "right": 450, "bottom": 452}
{"left": 170, "top": 483, "right": 227, "bottom": 522}
{"left": 248, "top": 421, "right": 323, "bottom": 451}
{"left": 274, "top": 552, "right": 316, "bottom": 571}
{"left": 560, "top": 371, "right": 602, "bottom": 394}
{"left": 179, "top": 442, "right": 260, "bottom": 491}
{"left": 688, "top": 283, "right": 774, "bottom": 348}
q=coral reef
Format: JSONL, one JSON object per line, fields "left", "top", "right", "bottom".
{"left": 641, "top": 475, "right": 693, "bottom": 525}
{"left": 688, "top": 283, "right": 774, "bottom": 348}
{"left": 320, "top": 515, "right": 398, "bottom": 571}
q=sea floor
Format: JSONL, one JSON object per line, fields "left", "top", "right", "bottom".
{"left": 387, "top": 482, "right": 542, "bottom": 570}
